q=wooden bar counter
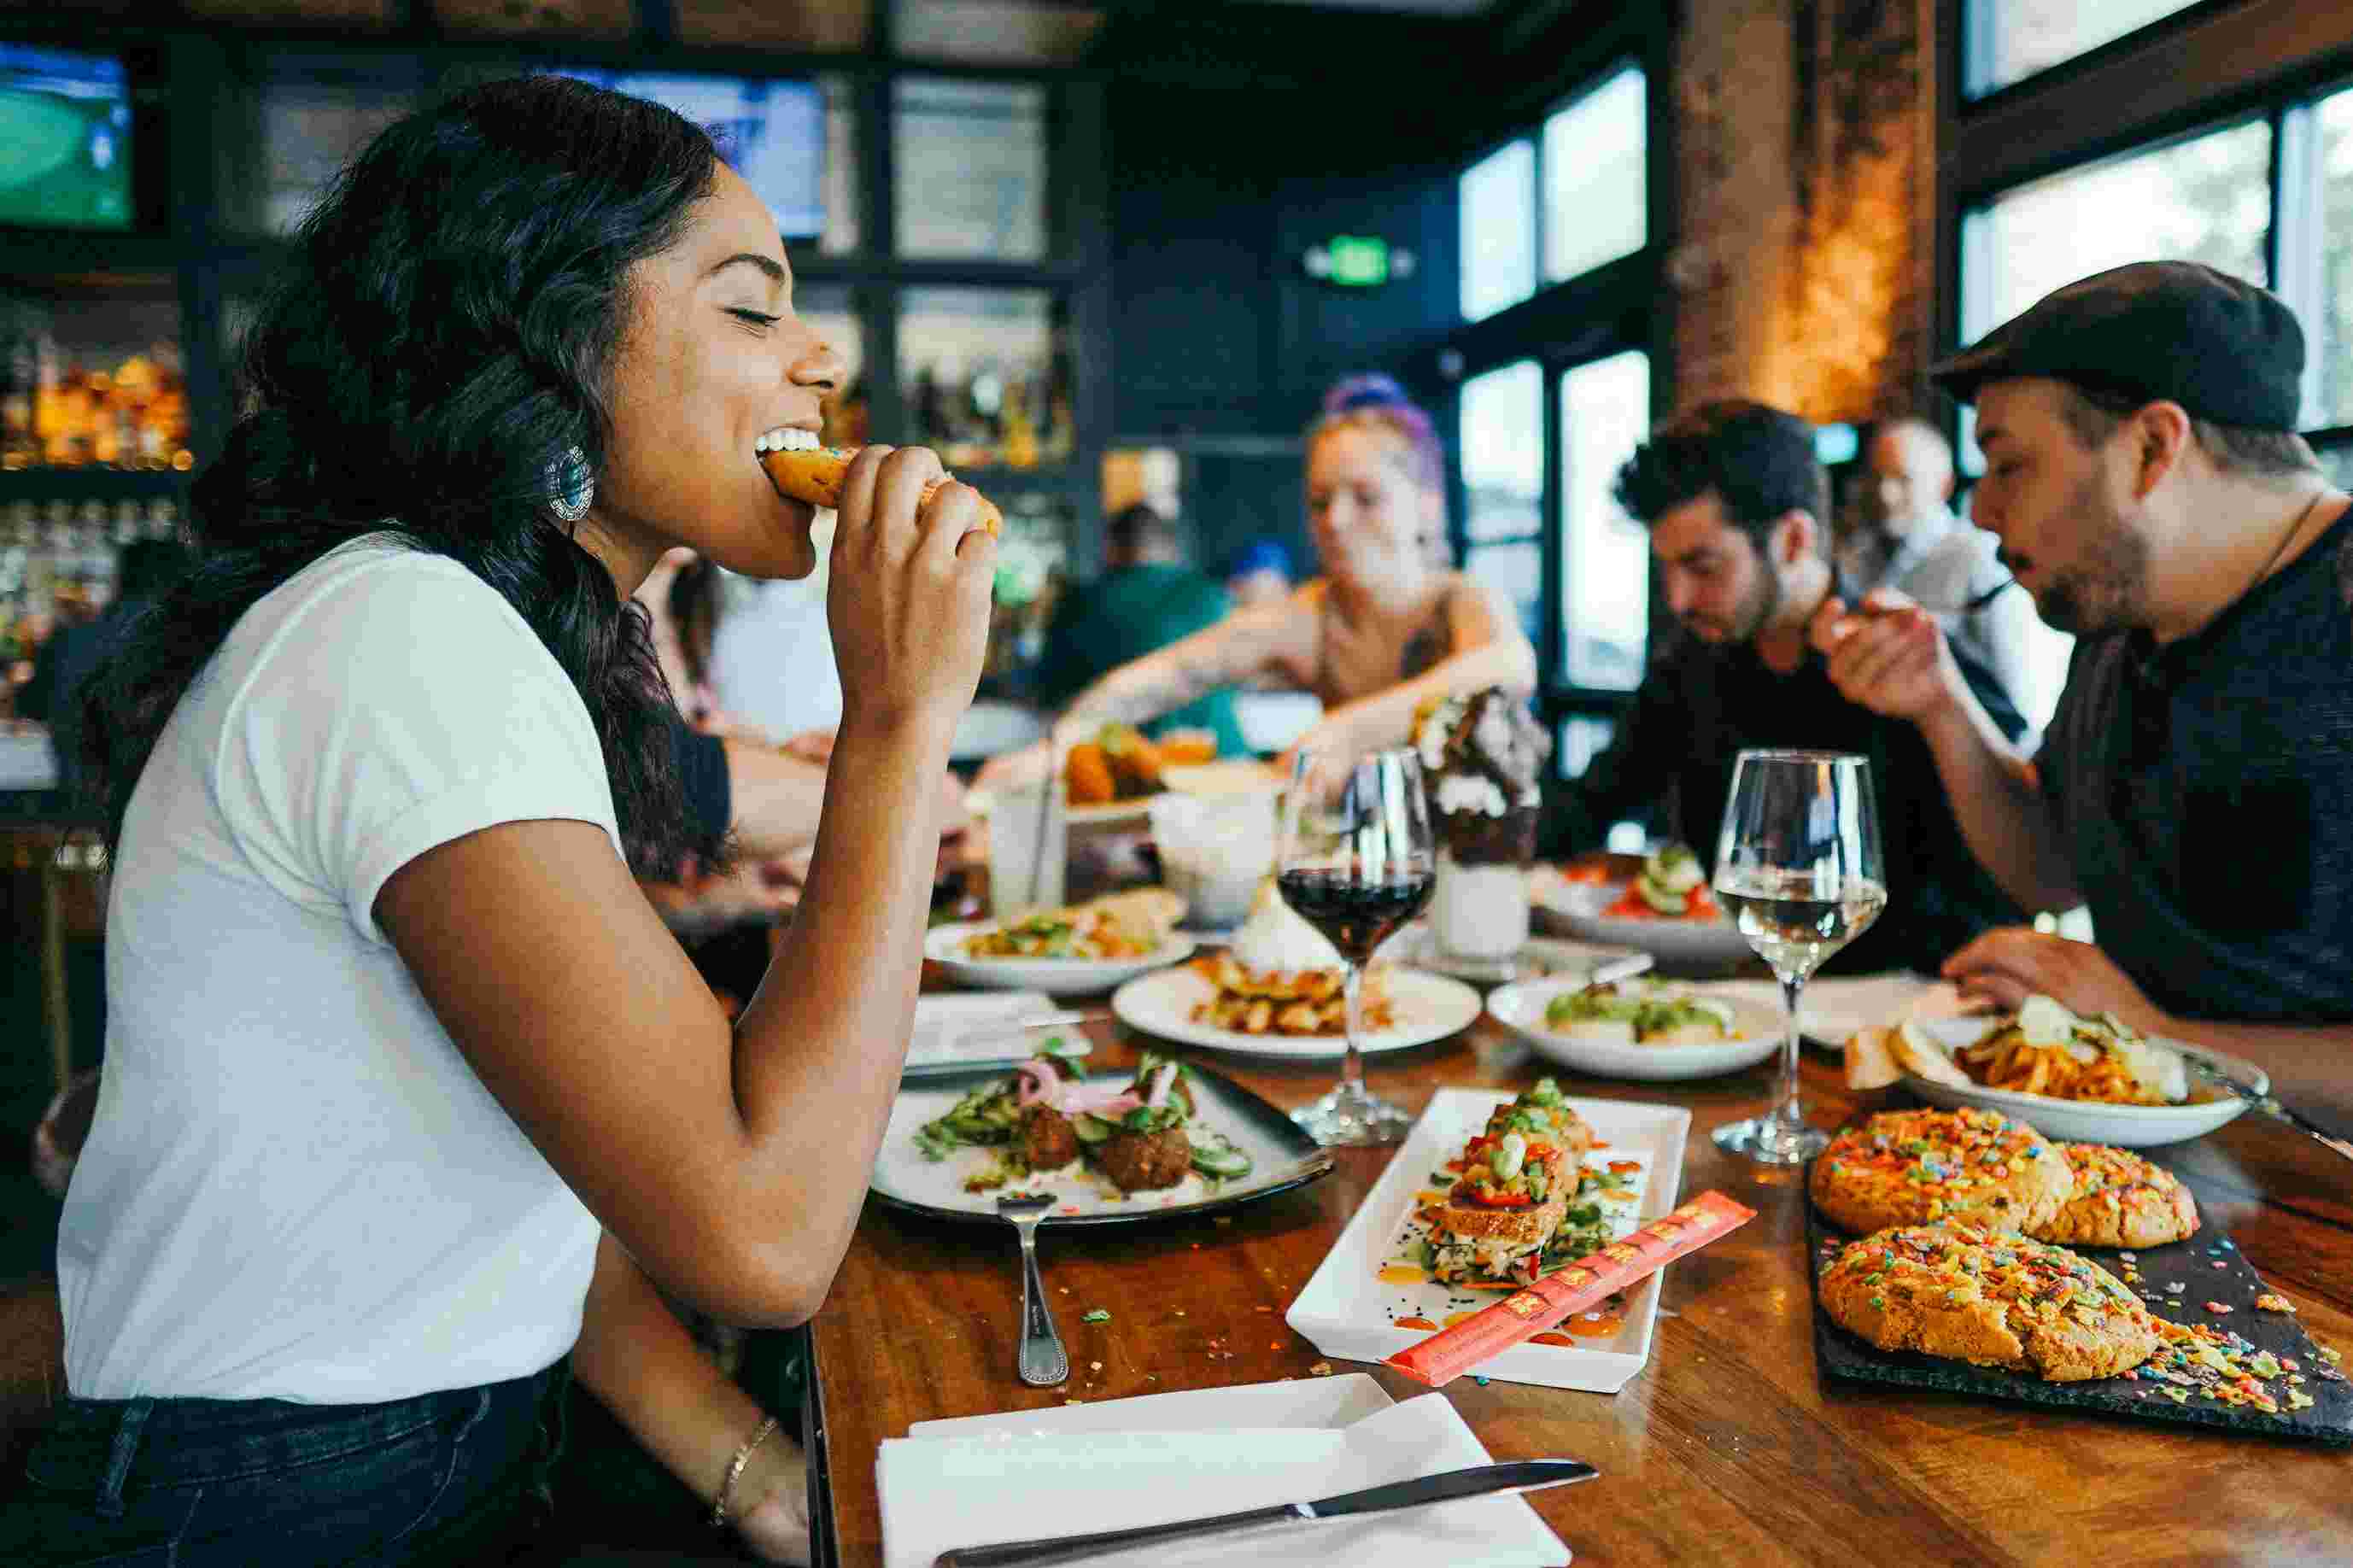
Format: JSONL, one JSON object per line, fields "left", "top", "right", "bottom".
{"left": 808, "top": 1005, "right": 2353, "bottom": 1566}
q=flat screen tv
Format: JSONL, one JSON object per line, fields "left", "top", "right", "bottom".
{"left": 0, "top": 44, "right": 132, "bottom": 230}
{"left": 547, "top": 69, "right": 825, "bottom": 240}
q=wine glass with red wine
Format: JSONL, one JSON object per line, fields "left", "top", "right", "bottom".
{"left": 1276, "top": 746, "right": 1436, "bottom": 1146}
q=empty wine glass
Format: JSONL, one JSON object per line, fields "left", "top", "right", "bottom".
{"left": 1276, "top": 747, "right": 1435, "bottom": 1147}
{"left": 1709, "top": 750, "right": 1885, "bottom": 1165}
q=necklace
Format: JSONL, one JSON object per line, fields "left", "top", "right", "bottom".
{"left": 2245, "top": 486, "right": 2337, "bottom": 598}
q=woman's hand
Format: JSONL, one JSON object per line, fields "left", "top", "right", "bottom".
{"left": 826, "top": 447, "right": 997, "bottom": 740}
{"left": 970, "top": 739, "right": 1052, "bottom": 798}
{"left": 729, "top": 1433, "right": 814, "bottom": 1565}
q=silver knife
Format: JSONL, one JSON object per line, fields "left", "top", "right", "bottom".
{"left": 931, "top": 1459, "right": 1598, "bottom": 1567}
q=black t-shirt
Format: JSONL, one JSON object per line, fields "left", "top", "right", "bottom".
{"left": 1539, "top": 606, "right": 2029, "bottom": 976}
{"left": 2039, "top": 506, "right": 2353, "bottom": 1025}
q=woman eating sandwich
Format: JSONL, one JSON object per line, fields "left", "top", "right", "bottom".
{"left": 11, "top": 76, "right": 993, "bottom": 1565}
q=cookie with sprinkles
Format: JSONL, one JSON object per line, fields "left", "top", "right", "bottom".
{"left": 1809, "top": 1107, "right": 2071, "bottom": 1237}
{"left": 2028, "top": 1144, "right": 2200, "bottom": 1249}
{"left": 1818, "top": 1222, "right": 2165, "bottom": 1382}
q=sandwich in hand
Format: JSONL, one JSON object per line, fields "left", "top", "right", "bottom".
{"left": 756, "top": 433, "right": 1004, "bottom": 537}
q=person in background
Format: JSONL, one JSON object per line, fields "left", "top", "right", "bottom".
{"left": 18, "top": 539, "right": 193, "bottom": 800}
{"left": 1222, "top": 535, "right": 1294, "bottom": 611}
{"left": 9, "top": 77, "right": 992, "bottom": 1565}
{"left": 1034, "top": 502, "right": 1248, "bottom": 758}
{"left": 1839, "top": 416, "right": 2045, "bottom": 724}
{"left": 974, "top": 373, "right": 1535, "bottom": 793}
{"left": 1536, "top": 400, "right": 2028, "bottom": 976}
{"left": 1816, "top": 260, "right": 2353, "bottom": 1133}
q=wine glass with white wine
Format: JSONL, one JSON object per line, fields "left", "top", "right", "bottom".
{"left": 1708, "top": 750, "right": 1886, "bottom": 1164}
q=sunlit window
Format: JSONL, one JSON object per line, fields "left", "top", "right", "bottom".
{"left": 1560, "top": 350, "right": 1650, "bottom": 692}
{"left": 1460, "top": 360, "right": 1544, "bottom": 645}
{"left": 1961, "top": 119, "right": 2273, "bottom": 346}
{"left": 1460, "top": 138, "right": 1536, "bottom": 324}
{"left": 1967, "top": 0, "right": 2204, "bottom": 97}
{"left": 1460, "top": 361, "right": 1542, "bottom": 542}
{"left": 1542, "top": 67, "right": 1645, "bottom": 284}
{"left": 2303, "top": 85, "right": 2353, "bottom": 429}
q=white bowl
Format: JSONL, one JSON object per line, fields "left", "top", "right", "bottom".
{"left": 1529, "top": 878, "right": 1755, "bottom": 970}
{"left": 1484, "top": 976, "right": 1784, "bottom": 1081}
{"left": 1897, "top": 1011, "right": 2262, "bottom": 1148}
{"left": 923, "top": 921, "right": 1195, "bottom": 996}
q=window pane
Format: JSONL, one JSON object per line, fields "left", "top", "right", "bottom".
{"left": 1970, "top": 0, "right": 2203, "bottom": 97}
{"left": 1542, "top": 67, "right": 1645, "bottom": 283}
{"left": 2304, "top": 87, "right": 2353, "bottom": 427}
{"left": 1465, "top": 540, "right": 1542, "bottom": 647}
{"left": 894, "top": 77, "right": 1047, "bottom": 261}
{"left": 1963, "top": 120, "right": 2272, "bottom": 343}
{"left": 1559, "top": 350, "right": 1650, "bottom": 691}
{"left": 2319, "top": 442, "right": 2353, "bottom": 492}
{"left": 897, "top": 287, "right": 1070, "bottom": 467}
{"left": 1554, "top": 715, "right": 1613, "bottom": 781}
{"left": 1460, "top": 360, "right": 1542, "bottom": 543}
{"left": 1460, "top": 138, "right": 1535, "bottom": 323}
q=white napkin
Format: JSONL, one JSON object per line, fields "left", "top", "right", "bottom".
{"left": 1705, "top": 972, "right": 1941, "bottom": 1046}
{"left": 876, "top": 1390, "right": 1569, "bottom": 1568}
{"left": 906, "top": 991, "right": 1062, "bottom": 1068}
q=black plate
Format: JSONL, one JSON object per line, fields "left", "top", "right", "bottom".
{"left": 1805, "top": 1167, "right": 2352, "bottom": 1443}
{"left": 868, "top": 1056, "right": 1334, "bottom": 1229}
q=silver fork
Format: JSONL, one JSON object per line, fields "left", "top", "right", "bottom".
{"left": 2179, "top": 1053, "right": 2353, "bottom": 1164}
{"left": 997, "top": 1192, "right": 1069, "bottom": 1387}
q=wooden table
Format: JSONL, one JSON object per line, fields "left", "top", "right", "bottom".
{"left": 809, "top": 1008, "right": 2353, "bottom": 1566}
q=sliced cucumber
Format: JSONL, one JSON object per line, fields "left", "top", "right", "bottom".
{"left": 1071, "top": 1114, "right": 1114, "bottom": 1146}
{"left": 1636, "top": 875, "right": 1686, "bottom": 915}
{"left": 1190, "top": 1133, "right": 1253, "bottom": 1179}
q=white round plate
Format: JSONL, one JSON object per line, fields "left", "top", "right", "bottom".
{"left": 1160, "top": 760, "right": 1285, "bottom": 797}
{"left": 1485, "top": 977, "right": 1784, "bottom": 1081}
{"left": 1388, "top": 924, "right": 1651, "bottom": 988}
{"left": 1529, "top": 878, "right": 1754, "bottom": 969}
{"left": 925, "top": 921, "right": 1195, "bottom": 996}
{"left": 965, "top": 788, "right": 1151, "bottom": 828}
{"left": 1109, "top": 963, "right": 1484, "bottom": 1060}
{"left": 1896, "top": 1008, "right": 2262, "bottom": 1148}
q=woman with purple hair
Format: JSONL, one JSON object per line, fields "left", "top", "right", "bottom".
{"left": 977, "top": 374, "right": 1535, "bottom": 786}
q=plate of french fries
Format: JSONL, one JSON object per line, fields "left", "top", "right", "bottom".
{"left": 1845, "top": 989, "right": 2262, "bottom": 1146}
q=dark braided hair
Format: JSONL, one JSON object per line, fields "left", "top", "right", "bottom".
{"left": 81, "top": 75, "right": 724, "bottom": 877}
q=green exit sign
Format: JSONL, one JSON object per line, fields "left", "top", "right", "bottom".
{"left": 1304, "top": 236, "right": 1417, "bottom": 288}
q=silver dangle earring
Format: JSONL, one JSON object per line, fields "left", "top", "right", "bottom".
{"left": 547, "top": 445, "right": 594, "bottom": 524}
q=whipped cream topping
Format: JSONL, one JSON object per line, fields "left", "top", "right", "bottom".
{"left": 1230, "top": 881, "right": 1343, "bottom": 974}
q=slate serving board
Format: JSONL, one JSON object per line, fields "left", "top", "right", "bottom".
{"left": 1804, "top": 1159, "right": 2353, "bottom": 1444}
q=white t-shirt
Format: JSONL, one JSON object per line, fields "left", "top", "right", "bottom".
{"left": 58, "top": 534, "right": 618, "bottom": 1403}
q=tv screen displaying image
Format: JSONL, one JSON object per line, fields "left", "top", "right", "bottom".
{"left": 0, "top": 45, "right": 132, "bottom": 230}
{"left": 547, "top": 69, "right": 824, "bottom": 239}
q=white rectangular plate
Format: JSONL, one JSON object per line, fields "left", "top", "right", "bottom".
{"left": 1287, "top": 1090, "right": 1689, "bottom": 1392}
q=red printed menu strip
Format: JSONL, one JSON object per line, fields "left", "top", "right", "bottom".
{"left": 1386, "top": 1190, "right": 1757, "bottom": 1387}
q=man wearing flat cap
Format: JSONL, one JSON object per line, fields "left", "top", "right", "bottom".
{"left": 1816, "top": 260, "right": 2353, "bottom": 1136}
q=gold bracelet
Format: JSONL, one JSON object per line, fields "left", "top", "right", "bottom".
{"left": 709, "top": 1413, "right": 780, "bottom": 1531}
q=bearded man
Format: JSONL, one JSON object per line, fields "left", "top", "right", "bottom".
{"left": 1816, "top": 262, "right": 2353, "bottom": 1134}
{"left": 1537, "top": 399, "right": 2028, "bottom": 975}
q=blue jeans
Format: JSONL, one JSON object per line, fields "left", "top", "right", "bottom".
{"left": 4, "top": 1360, "right": 569, "bottom": 1566}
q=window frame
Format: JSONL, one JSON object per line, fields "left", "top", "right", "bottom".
{"left": 1939, "top": 0, "right": 2353, "bottom": 478}
{"left": 1435, "top": 19, "right": 1671, "bottom": 763}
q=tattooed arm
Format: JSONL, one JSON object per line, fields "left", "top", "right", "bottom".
{"left": 1276, "top": 572, "right": 1536, "bottom": 770}
{"left": 970, "top": 593, "right": 1316, "bottom": 792}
